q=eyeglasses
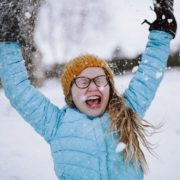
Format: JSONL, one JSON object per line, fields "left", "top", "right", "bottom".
{"left": 73, "top": 75, "right": 109, "bottom": 89}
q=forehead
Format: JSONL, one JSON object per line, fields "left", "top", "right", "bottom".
{"left": 77, "top": 67, "right": 105, "bottom": 77}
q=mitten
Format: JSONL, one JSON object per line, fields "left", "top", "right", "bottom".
{"left": 0, "top": 1, "right": 24, "bottom": 43}
{"left": 149, "top": 0, "right": 177, "bottom": 38}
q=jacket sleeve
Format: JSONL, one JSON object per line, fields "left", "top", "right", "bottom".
{"left": 123, "top": 30, "right": 173, "bottom": 118}
{"left": 0, "top": 42, "right": 63, "bottom": 143}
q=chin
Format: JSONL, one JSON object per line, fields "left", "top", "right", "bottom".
{"left": 83, "top": 108, "right": 105, "bottom": 117}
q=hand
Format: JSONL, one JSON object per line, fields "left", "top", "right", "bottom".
{"left": 0, "top": 1, "right": 24, "bottom": 43}
{"left": 149, "top": 0, "right": 177, "bottom": 38}
{"left": 0, "top": 0, "right": 40, "bottom": 46}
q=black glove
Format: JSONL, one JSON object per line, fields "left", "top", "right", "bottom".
{"left": 144, "top": 0, "right": 177, "bottom": 38}
{"left": 0, "top": 0, "right": 24, "bottom": 43}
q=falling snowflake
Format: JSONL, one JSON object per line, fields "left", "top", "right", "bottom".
{"left": 162, "top": 14, "right": 166, "bottom": 20}
{"left": 116, "top": 142, "right": 126, "bottom": 153}
{"left": 25, "top": 12, "right": 31, "bottom": 19}
{"left": 132, "top": 66, "right": 138, "bottom": 73}
{"left": 168, "top": 18, "right": 173, "bottom": 24}
{"left": 155, "top": 71, "right": 163, "bottom": 79}
{"left": 144, "top": 76, "right": 149, "bottom": 81}
{"left": 143, "top": 59, "right": 148, "bottom": 64}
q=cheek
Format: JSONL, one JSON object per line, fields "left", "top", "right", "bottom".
{"left": 79, "top": 95, "right": 88, "bottom": 102}
{"left": 71, "top": 87, "right": 86, "bottom": 104}
{"left": 99, "top": 86, "right": 105, "bottom": 92}
{"left": 99, "top": 86, "right": 110, "bottom": 99}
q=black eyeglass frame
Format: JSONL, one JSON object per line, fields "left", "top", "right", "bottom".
{"left": 73, "top": 75, "right": 109, "bottom": 89}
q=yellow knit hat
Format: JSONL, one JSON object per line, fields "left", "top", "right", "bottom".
{"left": 60, "top": 54, "right": 114, "bottom": 96}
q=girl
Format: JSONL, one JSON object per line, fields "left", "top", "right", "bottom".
{"left": 0, "top": 0, "right": 177, "bottom": 179}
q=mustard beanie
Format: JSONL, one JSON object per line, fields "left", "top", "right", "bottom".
{"left": 60, "top": 54, "right": 114, "bottom": 96}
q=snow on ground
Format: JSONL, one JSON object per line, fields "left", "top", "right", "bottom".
{"left": 0, "top": 68, "right": 180, "bottom": 180}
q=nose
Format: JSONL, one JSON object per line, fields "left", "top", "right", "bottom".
{"left": 88, "top": 80, "right": 98, "bottom": 90}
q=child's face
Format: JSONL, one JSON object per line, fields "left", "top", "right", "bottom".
{"left": 71, "top": 67, "right": 110, "bottom": 117}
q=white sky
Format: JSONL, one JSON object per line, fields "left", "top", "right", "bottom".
{"left": 35, "top": 0, "right": 180, "bottom": 64}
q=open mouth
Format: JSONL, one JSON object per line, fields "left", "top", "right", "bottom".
{"left": 85, "top": 95, "right": 102, "bottom": 109}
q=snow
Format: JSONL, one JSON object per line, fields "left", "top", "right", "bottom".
{"left": 168, "top": 18, "right": 173, "bottom": 24}
{"left": 80, "top": 94, "right": 87, "bottom": 102}
{"left": 155, "top": 71, "right": 163, "bottom": 79}
{"left": 116, "top": 142, "right": 126, "bottom": 153}
{"left": 0, "top": 68, "right": 180, "bottom": 180}
{"left": 24, "top": 12, "right": 31, "bottom": 19}
{"left": 132, "top": 66, "right": 138, "bottom": 73}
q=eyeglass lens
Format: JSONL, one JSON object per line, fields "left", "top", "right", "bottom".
{"left": 74, "top": 75, "right": 108, "bottom": 89}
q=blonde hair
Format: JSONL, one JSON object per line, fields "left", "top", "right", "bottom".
{"left": 108, "top": 81, "right": 155, "bottom": 173}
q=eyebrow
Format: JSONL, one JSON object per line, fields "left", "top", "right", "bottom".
{"left": 76, "top": 74, "right": 106, "bottom": 78}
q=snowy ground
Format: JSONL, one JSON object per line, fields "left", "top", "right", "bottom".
{"left": 0, "top": 68, "right": 180, "bottom": 180}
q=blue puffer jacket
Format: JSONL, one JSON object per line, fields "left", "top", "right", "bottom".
{"left": 0, "top": 31, "right": 172, "bottom": 180}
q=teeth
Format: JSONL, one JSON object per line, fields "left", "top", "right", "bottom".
{"left": 87, "top": 96, "right": 100, "bottom": 100}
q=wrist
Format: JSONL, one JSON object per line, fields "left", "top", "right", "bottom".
{"left": 149, "top": 16, "right": 177, "bottom": 39}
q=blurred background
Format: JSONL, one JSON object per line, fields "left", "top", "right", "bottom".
{"left": 0, "top": 0, "right": 180, "bottom": 180}
{"left": 2, "top": 0, "right": 178, "bottom": 87}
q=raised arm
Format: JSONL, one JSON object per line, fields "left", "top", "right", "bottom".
{"left": 0, "top": 2, "right": 63, "bottom": 143}
{"left": 123, "top": 0, "right": 177, "bottom": 118}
